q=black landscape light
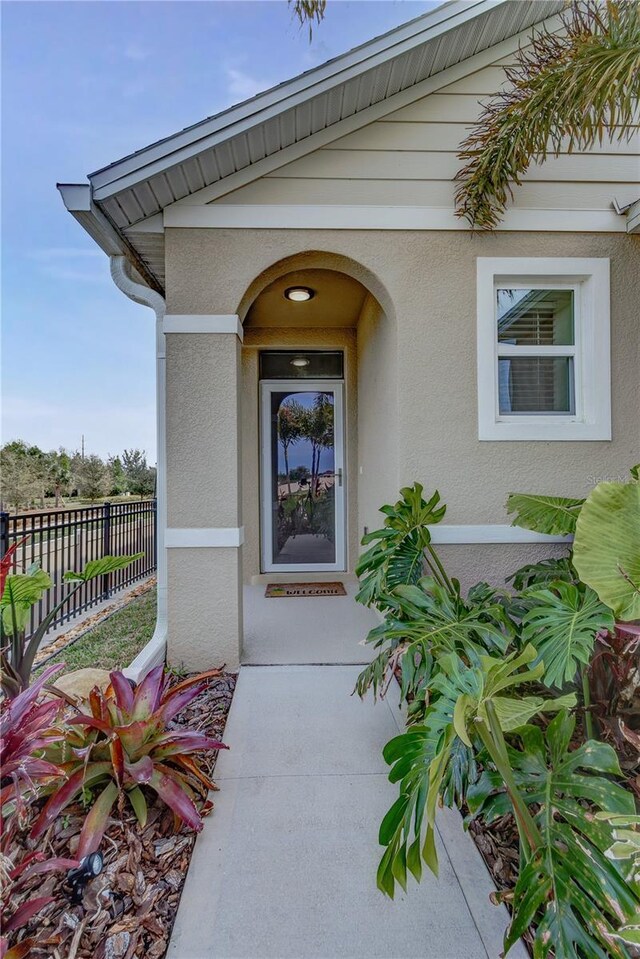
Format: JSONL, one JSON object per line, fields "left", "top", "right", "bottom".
{"left": 65, "top": 851, "right": 104, "bottom": 903}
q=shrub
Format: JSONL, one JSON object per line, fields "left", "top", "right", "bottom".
{"left": 31, "top": 666, "right": 228, "bottom": 858}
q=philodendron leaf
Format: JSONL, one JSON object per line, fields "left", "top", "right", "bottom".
{"left": 490, "top": 692, "right": 576, "bottom": 732}
{"left": 469, "top": 711, "right": 639, "bottom": 959}
{"left": 64, "top": 553, "right": 143, "bottom": 584}
{"left": 506, "top": 493, "right": 584, "bottom": 536}
{"left": 573, "top": 479, "right": 640, "bottom": 621}
{"left": 522, "top": 583, "right": 615, "bottom": 688}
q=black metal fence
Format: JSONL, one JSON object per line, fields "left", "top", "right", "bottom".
{"left": 0, "top": 500, "right": 157, "bottom": 638}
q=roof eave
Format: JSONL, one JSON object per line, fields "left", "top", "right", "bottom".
{"left": 58, "top": 184, "right": 165, "bottom": 293}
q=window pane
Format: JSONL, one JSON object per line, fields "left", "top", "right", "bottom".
{"left": 498, "top": 357, "right": 575, "bottom": 414}
{"left": 260, "top": 351, "right": 344, "bottom": 380}
{"left": 497, "top": 289, "right": 574, "bottom": 346}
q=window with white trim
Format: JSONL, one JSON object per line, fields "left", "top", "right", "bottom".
{"left": 476, "top": 258, "right": 611, "bottom": 441}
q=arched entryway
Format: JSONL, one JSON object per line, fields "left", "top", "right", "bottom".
{"left": 236, "top": 252, "right": 397, "bottom": 665}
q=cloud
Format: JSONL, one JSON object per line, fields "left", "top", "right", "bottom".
{"left": 225, "top": 67, "right": 270, "bottom": 101}
{"left": 123, "top": 42, "right": 151, "bottom": 62}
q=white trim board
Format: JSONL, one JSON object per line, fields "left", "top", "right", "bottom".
{"left": 165, "top": 527, "right": 245, "bottom": 548}
{"left": 163, "top": 205, "right": 626, "bottom": 233}
{"left": 428, "top": 525, "right": 572, "bottom": 544}
{"left": 163, "top": 315, "right": 243, "bottom": 339}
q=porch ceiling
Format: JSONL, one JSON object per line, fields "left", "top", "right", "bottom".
{"left": 245, "top": 269, "right": 368, "bottom": 329}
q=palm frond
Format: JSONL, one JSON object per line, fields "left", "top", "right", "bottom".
{"left": 454, "top": 0, "right": 640, "bottom": 229}
{"left": 289, "top": 0, "right": 326, "bottom": 39}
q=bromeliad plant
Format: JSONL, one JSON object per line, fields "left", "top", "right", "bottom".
{"left": 0, "top": 665, "right": 77, "bottom": 959}
{"left": 0, "top": 549, "right": 143, "bottom": 697}
{"left": 356, "top": 479, "right": 640, "bottom": 958}
{"left": 31, "top": 666, "right": 228, "bottom": 858}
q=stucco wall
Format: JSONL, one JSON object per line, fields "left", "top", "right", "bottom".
{"left": 357, "top": 293, "right": 399, "bottom": 541}
{"left": 165, "top": 227, "right": 639, "bottom": 589}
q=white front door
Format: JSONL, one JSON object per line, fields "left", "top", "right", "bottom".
{"left": 260, "top": 380, "right": 346, "bottom": 573}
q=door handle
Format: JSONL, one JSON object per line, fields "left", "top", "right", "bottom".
{"left": 336, "top": 468, "right": 343, "bottom": 487}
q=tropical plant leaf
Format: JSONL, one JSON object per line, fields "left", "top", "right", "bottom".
{"left": 573, "top": 479, "right": 640, "bottom": 621}
{"left": 0, "top": 568, "right": 52, "bottom": 635}
{"left": 355, "top": 484, "right": 446, "bottom": 609}
{"left": 64, "top": 553, "right": 143, "bottom": 583}
{"left": 454, "top": 1, "right": 640, "bottom": 229}
{"left": 506, "top": 493, "right": 584, "bottom": 536}
{"left": 507, "top": 556, "right": 576, "bottom": 591}
{"left": 522, "top": 582, "right": 615, "bottom": 688}
{"left": 469, "top": 711, "right": 639, "bottom": 959}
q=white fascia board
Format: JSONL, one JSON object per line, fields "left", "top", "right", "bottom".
{"left": 58, "top": 183, "right": 164, "bottom": 291}
{"left": 89, "top": 0, "right": 502, "bottom": 197}
{"left": 429, "top": 524, "right": 572, "bottom": 544}
{"left": 163, "top": 314, "right": 243, "bottom": 339}
{"left": 163, "top": 18, "right": 564, "bottom": 210}
{"left": 163, "top": 204, "right": 626, "bottom": 233}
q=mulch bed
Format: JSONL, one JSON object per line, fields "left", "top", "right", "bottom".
{"left": 6, "top": 672, "right": 236, "bottom": 959}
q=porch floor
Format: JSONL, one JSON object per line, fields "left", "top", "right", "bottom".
{"left": 168, "top": 665, "right": 526, "bottom": 959}
{"left": 242, "top": 583, "right": 379, "bottom": 665}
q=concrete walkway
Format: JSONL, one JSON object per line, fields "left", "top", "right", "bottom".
{"left": 242, "top": 584, "right": 379, "bottom": 665}
{"left": 169, "top": 665, "right": 525, "bottom": 959}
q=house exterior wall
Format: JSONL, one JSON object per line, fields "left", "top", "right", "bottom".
{"left": 163, "top": 226, "right": 638, "bottom": 665}
{"left": 214, "top": 59, "right": 640, "bottom": 217}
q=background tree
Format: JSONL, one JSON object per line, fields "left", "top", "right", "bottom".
{"left": 121, "top": 448, "right": 156, "bottom": 499}
{"left": 278, "top": 401, "right": 304, "bottom": 494}
{"left": 74, "top": 454, "right": 109, "bottom": 502}
{"left": 306, "top": 393, "right": 334, "bottom": 493}
{"left": 44, "top": 450, "right": 72, "bottom": 508}
{"left": 108, "top": 455, "right": 128, "bottom": 496}
{"left": 455, "top": 0, "right": 640, "bottom": 229}
{"left": 0, "top": 442, "right": 41, "bottom": 511}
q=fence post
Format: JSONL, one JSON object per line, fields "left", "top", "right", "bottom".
{"left": 102, "top": 502, "right": 112, "bottom": 600}
{"left": 0, "top": 512, "right": 8, "bottom": 561}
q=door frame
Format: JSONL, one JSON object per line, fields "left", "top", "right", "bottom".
{"left": 259, "top": 379, "right": 346, "bottom": 573}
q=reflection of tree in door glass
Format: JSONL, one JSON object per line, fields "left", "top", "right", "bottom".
{"left": 274, "top": 391, "right": 336, "bottom": 565}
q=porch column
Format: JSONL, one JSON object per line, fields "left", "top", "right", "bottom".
{"left": 164, "top": 315, "right": 243, "bottom": 671}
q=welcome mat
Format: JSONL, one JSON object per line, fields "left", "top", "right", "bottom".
{"left": 265, "top": 582, "right": 347, "bottom": 598}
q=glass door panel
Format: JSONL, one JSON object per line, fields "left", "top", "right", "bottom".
{"left": 260, "top": 381, "right": 345, "bottom": 572}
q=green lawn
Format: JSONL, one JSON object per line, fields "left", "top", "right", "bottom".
{"left": 39, "top": 588, "right": 156, "bottom": 675}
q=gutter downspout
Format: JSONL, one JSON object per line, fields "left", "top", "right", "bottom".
{"left": 109, "top": 255, "right": 167, "bottom": 680}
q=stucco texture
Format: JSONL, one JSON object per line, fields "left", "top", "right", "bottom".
{"left": 167, "top": 547, "right": 242, "bottom": 671}
{"left": 164, "top": 228, "right": 638, "bottom": 662}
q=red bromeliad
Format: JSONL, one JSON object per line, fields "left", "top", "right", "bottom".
{"left": 31, "top": 666, "right": 228, "bottom": 857}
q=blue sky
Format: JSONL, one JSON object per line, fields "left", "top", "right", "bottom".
{"left": 1, "top": 0, "right": 435, "bottom": 463}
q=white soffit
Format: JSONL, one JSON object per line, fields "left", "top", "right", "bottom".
{"left": 88, "top": 0, "right": 563, "bottom": 230}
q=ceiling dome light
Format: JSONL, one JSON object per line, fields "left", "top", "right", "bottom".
{"left": 290, "top": 356, "right": 311, "bottom": 368}
{"left": 284, "top": 287, "right": 314, "bottom": 302}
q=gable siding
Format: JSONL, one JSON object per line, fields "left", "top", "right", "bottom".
{"left": 215, "top": 61, "right": 640, "bottom": 213}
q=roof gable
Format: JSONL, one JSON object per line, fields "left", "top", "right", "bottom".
{"left": 86, "top": 0, "right": 563, "bottom": 230}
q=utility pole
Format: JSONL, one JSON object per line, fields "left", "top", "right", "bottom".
{"left": 81, "top": 434, "right": 85, "bottom": 461}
